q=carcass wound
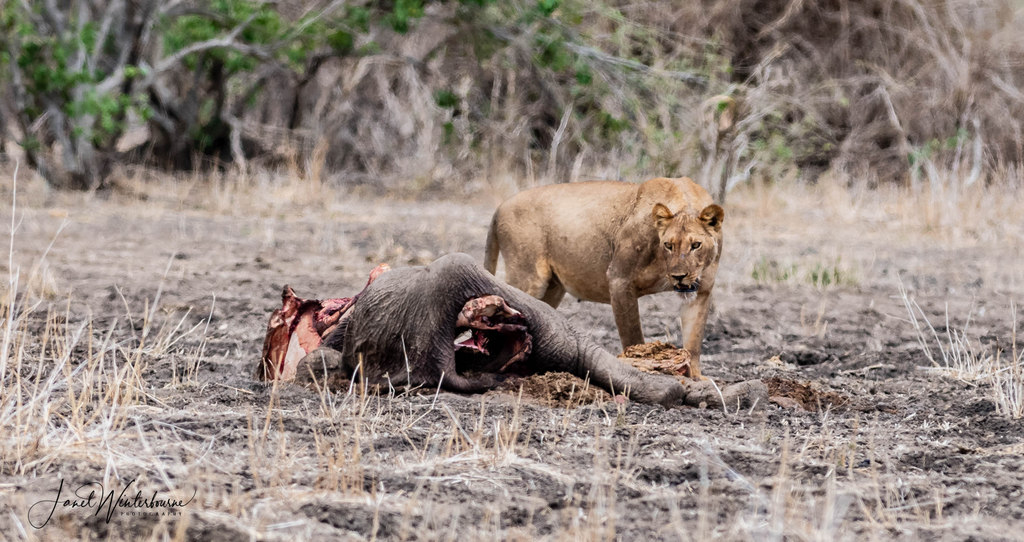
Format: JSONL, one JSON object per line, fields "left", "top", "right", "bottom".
{"left": 257, "top": 264, "right": 390, "bottom": 380}
{"left": 259, "top": 270, "right": 534, "bottom": 382}
{"left": 453, "top": 295, "right": 533, "bottom": 375}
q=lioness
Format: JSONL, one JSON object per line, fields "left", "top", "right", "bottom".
{"left": 484, "top": 177, "right": 723, "bottom": 379}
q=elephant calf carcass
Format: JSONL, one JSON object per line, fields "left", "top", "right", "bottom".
{"left": 258, "top": 253, "right": 685, "bottom": 406}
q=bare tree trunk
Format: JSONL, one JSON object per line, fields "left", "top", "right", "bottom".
{"left": 0, "top": 103, "right": 7, "bottom": 162}
{"left": 699, "top": 95, "right": 739, "bottom": 204}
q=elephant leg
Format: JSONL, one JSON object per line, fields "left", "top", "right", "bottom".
{"left": 576, "top": 342, "right": 684, "bottom": 407}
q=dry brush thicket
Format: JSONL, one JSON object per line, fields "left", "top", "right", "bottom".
{"left": 6, "top": 0, "right": 1020, "bottom": 194}
{"left": 228, "top": 0, "right": 1024, "bottom": 193}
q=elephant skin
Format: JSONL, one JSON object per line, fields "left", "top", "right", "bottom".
{"left": 261, "top": 253, "right": 686, "bottom": 407}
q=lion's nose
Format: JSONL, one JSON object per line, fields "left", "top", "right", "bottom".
{"left": 671, "top": 273, "right": 688, "bottom": 282}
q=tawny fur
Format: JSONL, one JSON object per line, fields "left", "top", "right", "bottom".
{"left": 484, "top": 177, "right": 723, "bottom": 379}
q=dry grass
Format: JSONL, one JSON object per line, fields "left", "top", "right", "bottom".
{"left": 900, "top": 280, "right": 1024, "bottom": 418}
{"left": 2, "top": 163, "right": 1022, "bottom": 539}
{"left": 727, "top": 167, "right": 1024, "bottom": 244}
{"left": 199, "top": 0, "right": 1024, "bottom": 196}
{"left": 991, "top": 305, "right": 1024, "bottom": 418}
{"left": 2, "top": 234, "right": 151, "bottom": 486}
{"left": 0, "top": 168, "right": 219, "bottom": 536}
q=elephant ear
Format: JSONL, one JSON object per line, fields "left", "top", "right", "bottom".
{"left": 699, "top": 204, "right": 724, "bottom": 232}
{"left": 651, "top": 203, "right": 674, "bottom": 232}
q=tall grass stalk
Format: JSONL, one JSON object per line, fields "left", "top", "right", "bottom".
{"left": 900, "top": 280, "right": 1024, "bottom": 418}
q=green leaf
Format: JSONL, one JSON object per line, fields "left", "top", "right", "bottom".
{"left": 574, "top": 64, "right": 592, "bottom": 86}
{"left": 20, "top": 136, "right": 41, "bottom": 152}
{"left": 345, "top": 7, "right": 370, "bottom": 32}
{"left": 443, "top": 121, "right": 455, "bottom": 144}
{"left": 537, "top": 0, "right": 560, "bottom": 16}
{"left": 535, "top": 34, "right": 572, "bottom": 71}
{"left": 434, "top": 89, "right": 459, "bottom": 109}
{"left": 388, "top": 0, "right": 425, "bottom": 33}
{"left": 327, "top": 30, "right": 354, "bottom": 54}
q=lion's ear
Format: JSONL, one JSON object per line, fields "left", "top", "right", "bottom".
{"left": 699, "top": 204, "right": 724, "bottom": 232}
{"left": 651, "top": 203, "right": 674, "bottom": 231}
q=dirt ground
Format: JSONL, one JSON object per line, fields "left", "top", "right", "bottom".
{"left": 1, "top": 179, "right": 1023, "bottom": 541}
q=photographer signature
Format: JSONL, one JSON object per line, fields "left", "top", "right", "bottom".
{"left": 28, "top": 479, "right": 195, "bottom": 528}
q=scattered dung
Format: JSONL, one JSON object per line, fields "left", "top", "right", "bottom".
{"left": 619, "top": 341, "right": 691, "bottom": 377}
{"left": 764, "top": 376, "right": 850, "bottom": 411}
{"left": 502, "top": 372, "right": 610, "bottom": 408}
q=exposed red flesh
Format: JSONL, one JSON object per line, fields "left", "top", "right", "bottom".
{"left": 454, "top": 331, "right": 489, "bottom": 353}
{"left": 453, "top": 295, "right": 532, "bottom": 372}
{"left": 259, "top": 279, "right": 534, "bottom": 381}
{"left": 258, "top": 264, "right": 390, "bottom": 380}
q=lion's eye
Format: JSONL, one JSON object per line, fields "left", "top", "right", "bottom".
{"left": 690, "top": 241, "right": 702, "bottom": 251}
{"left": 664, "top": 242, "right": 673, "bottom": 252}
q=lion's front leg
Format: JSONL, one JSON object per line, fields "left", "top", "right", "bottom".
{"left": 609, "top": 277, "right": 645, "bottom": 349}
{"left": 680, "top": 289, "right": 712, "bottom": 379}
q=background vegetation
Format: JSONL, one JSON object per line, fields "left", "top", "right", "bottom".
{"left": 2, "top": 0, "right": 1023, "bottom": 195}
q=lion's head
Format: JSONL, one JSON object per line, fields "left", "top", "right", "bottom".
{"left": 651, "top": 203, "right": 724, "bottom": 295}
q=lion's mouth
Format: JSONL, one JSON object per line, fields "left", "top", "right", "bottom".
{"left": 672, "top": 280, "right": 700, "bottom": 294}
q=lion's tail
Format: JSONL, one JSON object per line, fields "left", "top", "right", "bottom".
{"left": 483, "top": 212, "right": 500, "bottom": 275}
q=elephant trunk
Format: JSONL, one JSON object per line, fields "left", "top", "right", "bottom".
{"left": 574, "top": 340, "right": 685, "bottom": 407}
